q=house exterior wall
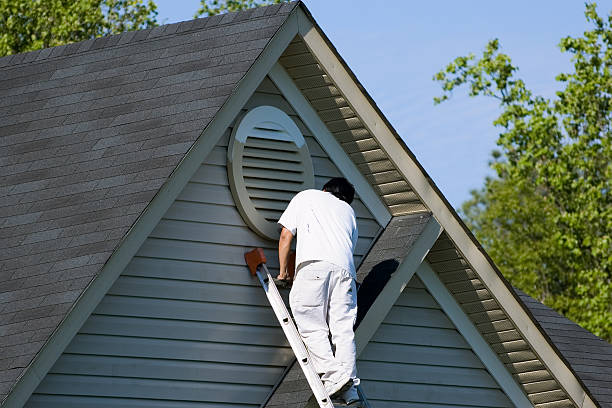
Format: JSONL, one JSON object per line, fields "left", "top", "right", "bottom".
{"left": 425, "top": 233, "right": 573, "bottom": 407}
{"left": 357, "top": 275, "right": 514, "bottom": 408}
{"left": 24, "top": 78, "right": 382, "bottom": 407}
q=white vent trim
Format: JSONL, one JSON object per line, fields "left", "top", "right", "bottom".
{"left": 228, "top": 105, "right": 315, "bottom": 240}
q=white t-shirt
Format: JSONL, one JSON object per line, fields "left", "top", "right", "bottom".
{"left": 278, "top": 189, "right": 358, "bottom": 275}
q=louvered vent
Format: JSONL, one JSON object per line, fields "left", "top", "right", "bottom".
{"left": 228, "top": 105, "right": 315, "bottom": 240}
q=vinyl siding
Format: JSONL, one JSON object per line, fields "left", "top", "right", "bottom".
{"left": 357, "top": 275, "right": 514, "bottom": 408}
{"left": 426, "top": 233, "right": 573, "bottom": 407}
{"left": 25, "top": 77, "right": 382, "bottom": 407}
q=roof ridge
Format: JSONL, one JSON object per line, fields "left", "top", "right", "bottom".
{"left": 0, "top": 1, "right": 298, "bottom": 70}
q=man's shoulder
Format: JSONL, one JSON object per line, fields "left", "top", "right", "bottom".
{"left": 295, "top": 189, "right": 323, "bottom": 199}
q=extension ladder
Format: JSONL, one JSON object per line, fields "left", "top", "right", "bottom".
{"left": 245, "top": 248, "right": 370, "bottom": 408}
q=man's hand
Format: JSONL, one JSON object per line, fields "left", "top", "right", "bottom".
{"left": 278, "top": 227, "right": 294, "bottom": 280}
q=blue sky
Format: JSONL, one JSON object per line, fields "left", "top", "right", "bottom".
{"left": 154, "top": 0, "right": 611, "bottom": 209}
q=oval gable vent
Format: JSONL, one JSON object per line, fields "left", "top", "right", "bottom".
{"left": 228, "top": 105, "right": 315, "bottom": 240}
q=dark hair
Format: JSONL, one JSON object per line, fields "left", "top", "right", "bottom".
{"left": 323, "top": 177, "right": 355, "bottom": 204}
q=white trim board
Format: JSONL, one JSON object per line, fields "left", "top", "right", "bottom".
{"left": 294, "top": 6, "right": 595, "bottom": 408}
{"left": 354, "top": 216, "right": 442, "bottom": 356}
{"left": 417, "top": 261, "right": 532, "bottom": 407}
{"left": 1, "top": 9, "right": 301, "bottom": 408}
{"left": 268, "top": 62, "right": 391, "bottom": 227}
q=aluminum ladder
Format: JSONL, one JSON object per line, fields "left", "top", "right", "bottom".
{"left": 245, "top": 248, "right": 370, "bottom": 408}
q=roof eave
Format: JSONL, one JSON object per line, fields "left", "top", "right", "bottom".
{"left": 293, "top": 3, "right": 597, "bottom": 407}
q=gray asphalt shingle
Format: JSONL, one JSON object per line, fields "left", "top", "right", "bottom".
{"left": 0, "top": 3, "right": 297, "bottom": 403}
{"left": 516, "top": 289, "right": 612, "bottom": 408}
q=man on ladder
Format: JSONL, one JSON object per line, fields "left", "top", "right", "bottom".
{"left": 275, "top": 177, "right": 362, "bottom": 407}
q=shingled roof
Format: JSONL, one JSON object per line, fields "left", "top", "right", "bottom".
{"left": 0, "top": 2, "right": 297, "bottom": 402}
{"left": 516, "top": 289, "right": 612, "bottom": 408}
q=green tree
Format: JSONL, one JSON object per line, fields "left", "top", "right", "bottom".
{"left": 194, "top": 0, "right": 287, "bottom": 18}
{"left": 435, "top": 3, "right": 611, "bottom": 341}
{"left": 0, "top": 0, "right": 158, "bottom": 57}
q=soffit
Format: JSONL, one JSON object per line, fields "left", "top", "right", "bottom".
{"left": 427, "top": 233, "right": 577, "bottom": 407}
{"left": 278, "top": 37, "right": 427, "bottom": 216}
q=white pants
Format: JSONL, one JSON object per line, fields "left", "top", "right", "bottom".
{"left": 289, "top": 261, "right": 359, "bottom": 386}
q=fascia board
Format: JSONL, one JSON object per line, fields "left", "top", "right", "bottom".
{"left": 1, "top": 10, "right": 301, "bottom": 408}
{"left": 417, "top": 261, "right": 533, "bottom": 407}
{"left": 294, "top": 4, "right": 595, "bottom": 408}
{"left": 268, "top": 62, "right": 391, "bottom": 227}
{"left": 354, "top": 216, "right": 442, "bottom": 356}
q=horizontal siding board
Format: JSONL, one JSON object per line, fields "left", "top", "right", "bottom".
{"left": 124, "top": 257, "right": 261, "bottom": 286}
{"left": 363, "top": 381, "right": 513, "bottom": 407}
{"left": 312, "top": 156, "right": 342, "bottom": 177}
{"left": 94, "top": 295, "right": 280, "bottom": 326}
{"left": 27, "top": 394, "right": 257, "bottom": 408}
{"left": 65, "top": 334, "right": 293, "bottom": 366}
{"left": 122, "top": 257, "right": 260, "bottom": 287}
{"left": 175, "top": 183, "right": 235, "bottom": 206}
{"left": 357, "top": 361, "right": 499, "bottom": 388}
{"left": 35, "top": 374, "right": 271, "bottom": 404}
{"left": 136, "top": 239, "right": 281, "bottom": 267}
{"left": 372, "top": 324, "right": 469, "bottom": 348}
{"left": 354, "top": 403, "right": 495, "bottom": 408}
{"left": 383, "top": 306, "right": 454, "bottom": 329}
{"left": 52, "top": 354, "right": 285, "bottom": 385}
{"left": 107, "top": 276, "right": 271, "bottom": 306}
{"left": 360, "top": 342, "right": 484, "bottom": 369}
{"left": 80, "top": 314, "right": 288, "bottom": 346}
{"left": 150, "top": 219, "right": 276, "bottom": 250}
{"left": 394, "top": 288, "right": 440, "bottom": 308}
{"left": 190, "top": 163, "right": 228, "bottom": 185}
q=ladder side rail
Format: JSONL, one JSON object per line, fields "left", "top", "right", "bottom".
{"left": 256, "top": 263, "right": 334, "bottom": 408}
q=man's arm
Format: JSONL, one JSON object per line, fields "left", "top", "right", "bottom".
{"left": 278, "top": 227, "right": 294, "bottom": 280}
